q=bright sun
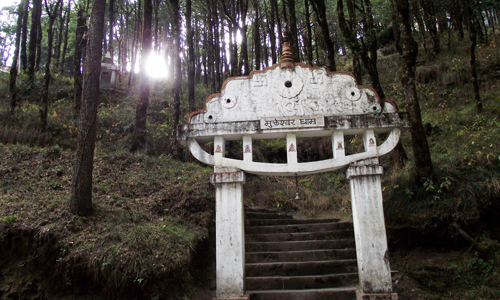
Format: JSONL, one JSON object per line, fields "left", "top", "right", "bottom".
{"left": 145, "top": 54, "right": 168, "bottom": 79}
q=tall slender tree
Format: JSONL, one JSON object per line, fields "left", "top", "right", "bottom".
{"left": 419, "top": 0, "right": 440, "bottom": 53}
{"left": 70, "top": 0, "right": 107, "bottom": 216}
{"left": 169, "top": 0, "right": 181, "bottom": 157}
{"left": 28, "top": 0, "right": 42, "bottom": 80}
{"left": 35, "top": 2, "right": 43, "bottom": 72}
{"left": 396, "top": 0, "right": 433, "bottom": 181}
{"left": 20, "top": 0, "right": 29, "bottom": 72}
{"left": 253, "top": 0, "right": 262, "bottom": 70}
{"left": 40, "top": 0, "right": 62, "bottom": 131}
{"left": 9, "top": 0, "right": 27, "bottom": 113}
{"left": 53, "top": 0, "right": 66, "bottom": 70}
{"left": 466, "top": 0, "right": 482, "bottom": 113}
{"left": 304, "top": 0, "right": 313, "bottom": 65}
{"left": 287, "top": 0, "right": 300, "bottom": 62}
{"left": 186, "top": 0, "right": 195, "bottom": 112}
{"left": 131, "top": 0, "right": 153, "bottom": 152}
{"left": 109, "top": 0, "right": 115, "bottom": 61}
{"left": 239, "top": 0, "right": 250, "bottom": 75}
{"left": 310, "top": 0, "right": 336, "bottom": 71}
{"left": 73, "top": 2, "right": 87, "bottom": 110}
{"left": 59, "top": 0, "right": 71, "bottom": 74}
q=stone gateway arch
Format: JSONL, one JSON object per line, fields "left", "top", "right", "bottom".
{"left": 179, "top": 42, "right": 408, "bottom": 300}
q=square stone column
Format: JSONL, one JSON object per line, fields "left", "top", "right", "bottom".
{"left": 346, "top": 159, "right": 397, "bottom": 299}
{"left": 210, "top": 168, "right": 246, "bottom": 299}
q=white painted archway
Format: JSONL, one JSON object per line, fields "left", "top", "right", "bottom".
{"left": 179, "top": 42, "right": 408, "bottom": 300}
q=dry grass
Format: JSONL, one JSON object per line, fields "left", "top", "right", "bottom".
{"left": 0, "top": 144, "right": 215, "bottom": 299}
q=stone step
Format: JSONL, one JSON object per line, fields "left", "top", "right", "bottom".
{"left": 246, "top": 230, "right": 354, "bottom": 243}
{"left": 246, "top": 273, "right": 359, "bottom": 291}
{"left": 246, "top": 239, "right": 356, "bottom": 252}
{"left": 245, "top": 222, "right": 354, "bottom": 234}
{"left": 245, "top": 249, "right": 357, "bottom": 263}
{"left": 245, "top": 212, "right": 293, "bottom": 220}
{"left": 246, "top": 286, "right": 357, "bottom": 300}
{"left": 246, "top": 259, "right": 358, "bottom": 277}
{"left": 245, "top": 207, "right": 276, "bottom": 213}
{"left": 246, "top": 218, "right": 339, "bottom": 226}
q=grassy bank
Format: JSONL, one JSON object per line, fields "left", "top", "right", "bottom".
{"left": 0, "top": 144, "right": 215, "bottom": 299}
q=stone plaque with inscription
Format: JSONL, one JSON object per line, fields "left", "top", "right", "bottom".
{"left": 260, "top": 116, "right": 324, "bottom": 129}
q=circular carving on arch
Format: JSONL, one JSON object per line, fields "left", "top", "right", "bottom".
{"left": 275, "top": 73, "right": 304, "bottom": 99}
{"left": 221, "top": 95, "right": 237, "bottom": 109}
{"left": 204, "top": 113, "right": 217, "bottom": 123}
{"left": 345, "top": 86, "right": 362, "bottom": 101}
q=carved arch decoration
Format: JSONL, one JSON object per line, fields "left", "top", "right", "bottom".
{"left": 179, "top": 58, "right": 409, "bottom": 176}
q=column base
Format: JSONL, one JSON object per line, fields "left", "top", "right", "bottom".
{"left": 357, "top": 290, "right": 398, "bottom": 300}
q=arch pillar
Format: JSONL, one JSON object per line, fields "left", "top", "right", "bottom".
{"left": 347, "top": 159, "right": 398, "bottom": 300}
{"left": 210, "top": 168, "right": 246, "bottom": 299}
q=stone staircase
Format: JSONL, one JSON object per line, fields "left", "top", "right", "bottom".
{"left": 244, "top": 208, "right": 359, "bottom": 300}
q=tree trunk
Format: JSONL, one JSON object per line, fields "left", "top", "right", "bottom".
{"left": 20, "top": 0, "right": 29, "bottom": 72}
{"left": 420, "top": 0, "right": 440, "bottom": 54}
{"left": 207, "top": 7, "right": 215, "bottom": 92}
{"left": 360, "top": 0, "right": 385, "bottom": 99}
{"left": 268, "top": 0, "right": 278, "bottom": 64}
{"left": 253, "top": 0, "right": 261, "bottom": 70}
{"left": 194, "top": 14, "right": 201, "bottom": 84}
{"left": 9, "top": 0, "right": 26, "bottom": 113}
{"left": 131, "top": 0, "right": 152, "bottom": 152}
{"left": 40, "top": 0, "right": 62, "bottom": 132}
{"left": 73, "top": 4, "right": 87, "bottom": 110}
{"left": 109, "top": 0, "right": 114, "bottom": 60}
{"left": 186, "top": 0, "right": 195, "bottom": 112}
{"left": 128, "top": 0, "right": 141, "bottom": 87}
{"left": 169, "top": 0, "right": 181, "bottom": 157}
{"left": 270, "top": 0, "right": 282, "bottom": 51}
{"left": 213, "top": 5, "right": 221, "bottom": 90}
{"left": 35, "top": 4, "right": 43, "bottom": 72}
{"left": 396, "top": 0, "right": 433, "bottom": 181}
{"left": 310, "top": 0, "right": 336, "bottom": 71}
{"left": 59, "top": 0, "right": 71, "bottom": 74}
{"left": 54, "top": 0, "right": 65, "bottom": 72}
{"left": 28, "top": 0, "right": 42, "bottom": 80}
{"left": 411, "top": 0, "right": 427, "bottom": 53}
{"left": 304, "top": 0, "right": 313, "bottom": 65}
{"left": 337, "top": 0, "right": 360, "bottom": 78}
{"left": 70, "top": 0, "right": 107, "bottom": 216}
{"left": 452, "top": 2, "right": 465, "bottom": 41}
{"left": 287, "top": 0, "right": 300, "bottom": 62}
{"left": 389, "top": 0, "right": 402, "bottom": 54}
{"left": 466, "top": 0, "right": 482, "bottom": 113}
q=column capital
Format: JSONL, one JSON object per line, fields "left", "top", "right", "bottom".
{"left": 346, "top": 162, "right": 383, "bottom": 179}
{"left": 210, "top": 169, "right": 245, "bottom": 184}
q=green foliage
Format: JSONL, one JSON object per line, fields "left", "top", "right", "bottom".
{"left": 2, "top": 215, "right": 17, "bottom": 225}
{"left": 42, "top": 144, "right": 62, "bottom": 159}
{"left": 455, "top": 251, "right": 497, "bottom": 288}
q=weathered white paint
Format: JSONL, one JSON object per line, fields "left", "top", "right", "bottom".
{"left": 210, "top": 169, "right": 246, "bottom": 298}
{"left": 185, "top": 128, "right": 401, "bottom": 176}
{"left": 198, "top": 66, "right": 385, "bottom": 125}
{"left": 179, "top": 50, "right": 408, "bottom": 298}
{"left": 180, "top": 113, "right": 408, "bottom": 143}
{"left": 347, "top": 160, "right": 392, "bottom": 293}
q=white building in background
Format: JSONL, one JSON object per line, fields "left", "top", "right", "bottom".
{"left": 100, "top": 52, "right": 119, "bottom": 88}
